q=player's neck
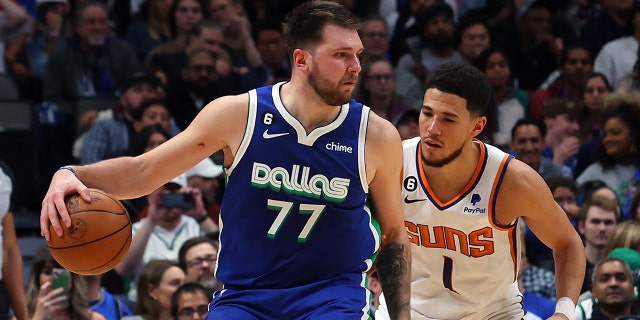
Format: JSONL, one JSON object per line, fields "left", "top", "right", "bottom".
{"left": 422, "top": 142, "right": 481, "bottom": 201}
{"left": 280, "top": 81, "right": 343, "bottom": 133}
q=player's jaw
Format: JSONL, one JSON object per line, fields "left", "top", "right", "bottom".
{"left": 421, "top": 136, "right": 465, "bottom": 168}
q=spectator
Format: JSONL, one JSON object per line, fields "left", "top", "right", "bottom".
{"left": 574, "top": 258, "right": 636, "bottom": 320}
{"left": 593, "top": 2, "right": 640, "bottom": 89}
{"left": 0, "top": 167, "right": 28, "bottom": 320}
{"left": 393, "top": 109, "right": 420, "bottom": 141}
{"left": 603, "top": 220, "right": 640, "bottom": 256}
{"left": 122, "top": 260, "right": 185, "bottom": 320}
{"left": 510, "top": 118, "right": 573, "bottom": 180}
{"left": 83, "top": 274, "right": 133, "bottom": 320}
{"left": 386, "top": 0, "right": 430, "bottom": 65}
{"left": 630, "top": 191, "right": 640, "bottom": 221}
{"left": 0, "top": 0, "right": 28, "bottom": 76}
{"left": 580, "top": 0, "right": 635, "bottom": 59}
{"left": 170, "top": 283, "right": 210, "bottom": 320}
{"left": 456, "top": 13, "right": 490, "bottom": 65}
{"left": 395, "top": 2, "right": 462, "bottom": 108}
{"left": 207, "top": 0, "right": 262, "bottom": 74}
{"left": 542, "top": 98, "right": 582, "bottom": 176}
{"left": 78, "top": 72, "right": 164, "bottom": 164}
{"left": 578, "top": 194, "right": 621, "bottom": 294}
{"left": 518, "top": 228, "right": 556, "bottom": 317}
{"left": 125, "top": 0, "right": 174, "bottom": 63}
{"left": 177, "top": 237, "right": 222, "bottom": 298}
{"left": 356, "top": 57, "right": 412, "bottom": 121}
{"left": 360, "top": 15, "right": 391, "bottom": 64}
{"left": 474, "top": 47, "right": 529, "bottom": 149}
{"left": 576, "top": 90, "right": 640, "bottom": 219}
{"left": 184, "top": 157, "right": 223, "bottom": 225}
{"left": 240, "top": 17, "right": 290, "bottom": 92}
{"left": 25, "top": 247, "right": 106, "bottom": 320}
{"left": 145, "top": 0, "right": 203, "bottom": 65}
{"left": 530, "top": 45, "right": 593, "bottom": 121}
{"left": 547, "top": 176, "right": 582, "bottom": 228}
{"left": 130, "top": 98, "right": 173, "bottom": 134}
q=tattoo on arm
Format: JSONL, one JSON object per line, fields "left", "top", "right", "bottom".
{"left": 377, "top": 242, "right": 410, "bottom": 319}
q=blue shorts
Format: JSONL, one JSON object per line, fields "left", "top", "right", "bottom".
{"left": 205, "top": 274, "right": 372, "bottom": 320}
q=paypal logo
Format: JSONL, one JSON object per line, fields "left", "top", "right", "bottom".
{"left": 470, "top": 194, "right": 481, "bottom": 206}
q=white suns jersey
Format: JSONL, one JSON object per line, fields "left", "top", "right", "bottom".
{"left": 401, "top": 137, "right": 524, "bottom": 320}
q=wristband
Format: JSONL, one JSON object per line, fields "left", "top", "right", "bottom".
{"left": 58, "top": 166, "right": 77, "bottom": 176}
{"left": 196, "top": 214, "right": 208, "bottom": 224}
{"left": 555, "top": 297, "right": 575, "bottom": 319}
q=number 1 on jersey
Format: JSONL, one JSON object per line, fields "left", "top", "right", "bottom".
{"left": 267, "top": 199, "right": 326, "bottom": 242}
{"left": 443, "top": 256, "right": 458, "bottom": 293}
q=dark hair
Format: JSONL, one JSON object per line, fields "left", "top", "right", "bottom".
{"left": 252, "top": 17, "right": 284, "bottom": 42}
{"left": 170, "top": 282, "right": 209, "bottom": 318}
{"left": 582, "top": 72, "right": 612, "bottom": 93}
{"left": 129, "top": 124, "right": 171, "bottom": 156}
{"left": 631, "top": 191, "right": 640, "bottom": 221}
{"left": 425, "top": 61, "right": 492, "bottom": 117}
{"left": 577, "top": 179, "right": 615, "bottom": 205}
{"left": 546, "top": 176, "right": 578, "bottom": 195}
{"left": 594, "top": 91, "right": 640, "bottom": 169}
{"left": 282, "top": 1, "right": 364, "bottom": 58}
{"left": 559, "top": 45, "right": 591, "bottom": 67}
{"left": 130, "top": 98, "right": 170, "bottom": 121}
{"left": 73, "top": 1, "right": 108, "bottom": 26}
{"left": 474, "top": 47, "right": 516, "bottom": 86}
{"left": 456, "top": 11, "right": 490, "bottom": 49}
{"left": 168, "top": 0, "right": 204, "bottom": 38}
{"left": 188, "top": 19, "right": 223, "bottom": 38}
{"left": 178, "top": 237, "right": 219, "bottom": 271}
{"left": 416, "top": 1, "right": 454, "bottom": 26}
{"left": 510, "top": 117, "right": 546, "bottom": 141}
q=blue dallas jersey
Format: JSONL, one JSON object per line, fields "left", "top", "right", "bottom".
{"left": 216, "top": 82, "right": 381, "bottom": 289}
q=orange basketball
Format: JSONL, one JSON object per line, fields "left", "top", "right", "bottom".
{"left": 47, "top": 188, "right": 132, "bottom": 275}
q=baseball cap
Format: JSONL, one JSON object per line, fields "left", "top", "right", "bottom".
{"left": 542, "top": 98, "right": 581, "bottom": 119}
{"left": 166, "top": 174, "right": 187, "bottom": 189}
{"left": 116, "top": 72, "right": 160, "bottom": 97}
{"left": 185, "top": 158, "right": 223, "bottom": 179}
{"left": 608, "top": 248, "right": 640, "bottom": 271}
{"left": 36, "top": 0, "right": 67, "bottom": 7}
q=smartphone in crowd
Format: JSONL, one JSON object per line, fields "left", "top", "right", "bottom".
{"left": 51, "top": 268, "right": 70, "bottom": 306}
{"left": 161, "top": 193, "right": 195, "bottom": 209}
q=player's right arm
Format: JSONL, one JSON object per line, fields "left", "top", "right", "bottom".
{"left": 40, "top": 94, "right": 249, "bottom": 240}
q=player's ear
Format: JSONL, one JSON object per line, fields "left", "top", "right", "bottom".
{"left": 292, "top": 49, "right": 310, "bottom": 72}
{"left": 470, "top": 116, "right": 486, "bottom": 138}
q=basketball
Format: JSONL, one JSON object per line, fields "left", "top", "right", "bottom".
{"left": 47, "top": 188, "right": 132, "bottom": 275}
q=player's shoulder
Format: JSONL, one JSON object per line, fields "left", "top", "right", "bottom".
{"left": 502, "top": 157, "right": 548, "bottom": 193}
{"left": 366, "top": 110, "right": 402, "bottom": 143}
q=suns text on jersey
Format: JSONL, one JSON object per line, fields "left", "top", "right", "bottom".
{"left": 250, "top": 162, "right": 350, "bottom": 203}
{"left": 405, "top": 222, "right": 495, "bottom": 257}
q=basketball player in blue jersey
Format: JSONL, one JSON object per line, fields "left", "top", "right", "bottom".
{"left": 376, "top": 62, "right": 585, "bottom": 320}
{"left": 39, "top": 1, "right": 411, "bottom": 319}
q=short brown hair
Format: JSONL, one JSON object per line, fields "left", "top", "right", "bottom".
{"left": 579, "top": 194, "right": 621, "bottom": 222}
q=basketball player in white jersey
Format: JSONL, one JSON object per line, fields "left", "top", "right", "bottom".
{"left": 376, "top": 62, "right": 585, "bottom": 320}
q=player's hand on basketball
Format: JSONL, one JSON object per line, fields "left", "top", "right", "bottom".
{"left": 41, "top": 166, "right": 91, "bottom": 240}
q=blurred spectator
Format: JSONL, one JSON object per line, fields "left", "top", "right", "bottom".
{"left": 564, "top": 0, "right": 602, "bottom": 37}
{"left": 395, "top": 2, "right": 462, "bottom": 108}
{"left": 574, "top": 258, "right": 636, "bottom": 320}
{"left": 170, "top": 283, "right": 210, "bottom": 320}
{"left": 386, "top": 0, "right": 430, "bottom": 65}
{"left": 207, "top": 0, "right": 261, "bottom": 74}
{"left": 592, "top": 2, "right": 640, "bottom": 89}
{"left": 357, "top": 57, "right": 412, "bottom": 121}
{"left": 185, "top": 157, "right": 223, "bottom": 225}
{"left": 125, "top": 0, "right": 174, "bottom": 63}
{"left": 360, "top": 15, "right": 391, "bottom": 64}
{"left": 122, "top": 260, "right": 185, "bottom": 320}
{"left": 393, "top": 109, "right": 420, "bottom": 140}
{"left": 83, "top": 274, "right": 133, "bottom": 319}
{"left": 603, "top": 220, "right": 640, "bottom": 256}
{"left": 547, "top": 176, "right": 581, "bottom": 228}
{"left": 26, "top": 247, "right": 106, "bottom": 320}
{"left": 531, "top": 45, "right": 592, "bottom": 121}
{"left": 368, "top": 271, "right": 382, "bottom": 316}
{"left": 25, "top": 0, "right": 72, "bottom": 102}
{"left": 542, "top": 98, "right": 582, "bottom": 176}
{"left": 578, "top": 194, "right": 620, "bottom": 294}
{"left": 145, "top": 0, "right": 203, "bottom": 66}
{"left": 0, "top": 167, "right": 28, "bottom": 320}
{"left": 130, "top": 98, "right": 173, "bottom": 133}
{"left": 518, "top": 228, "right": 556, "bottom": 317}
{"left": 177, "top": 237, "right": 222, "bottom": 297}
{"left": 78, "top": 72, "right": 164, "bottom": 164}
{"left": 456, "top": 13, "right": 490, "bottom": 65}
{"left": 474, "top": 47, "right": 529, "bottom": 149}
{"left": 0, "top": 0, "right": 28, "bottom": 75}
{"left": 580, "top": 0, "right": 635, "bottom": 59}
{"left": 630, "top": 191, "right": 640, "bottom": 221}
{"left": 240, "top": 17, "right": 290, "bottom": 92}
{"left": 578, "top": 179, "right": 620, "bottom": 207}
{"left": 576, "top": 90, "right": 640, "bottom": 219}
{"left": 166, "top": 49, "right": 223, "bottom": 130}
{"left": 510, "top": 118, "right": 573, "bottom": 180}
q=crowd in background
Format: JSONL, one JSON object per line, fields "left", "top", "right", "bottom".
{"left": 2, "top": 0, "right": 640, "bottom": 319}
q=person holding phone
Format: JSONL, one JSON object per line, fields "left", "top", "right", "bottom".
{"left": 114, "top": 174, "right": 217, "bottom": 302}
{"left": 26, "top": 247, "right": 105, "bottom": 320}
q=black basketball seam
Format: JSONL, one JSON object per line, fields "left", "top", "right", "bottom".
{"left": 91, "top": 189, "right": 127, "bottom": 212}
{"left": 77, "top": 232, "right": 132, "bottom": 274}
{"left": 47, "top": 223, "right": 131, "bottom": 250}
{"left": 70, "top": 209, "right": 127, "bottom": 215}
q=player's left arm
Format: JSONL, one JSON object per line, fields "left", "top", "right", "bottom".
{"left": 497, "top": 160, "right": 585, "bottom": 319}
{"left": 365, "top": 113, "right": 411, "bottom": 320}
